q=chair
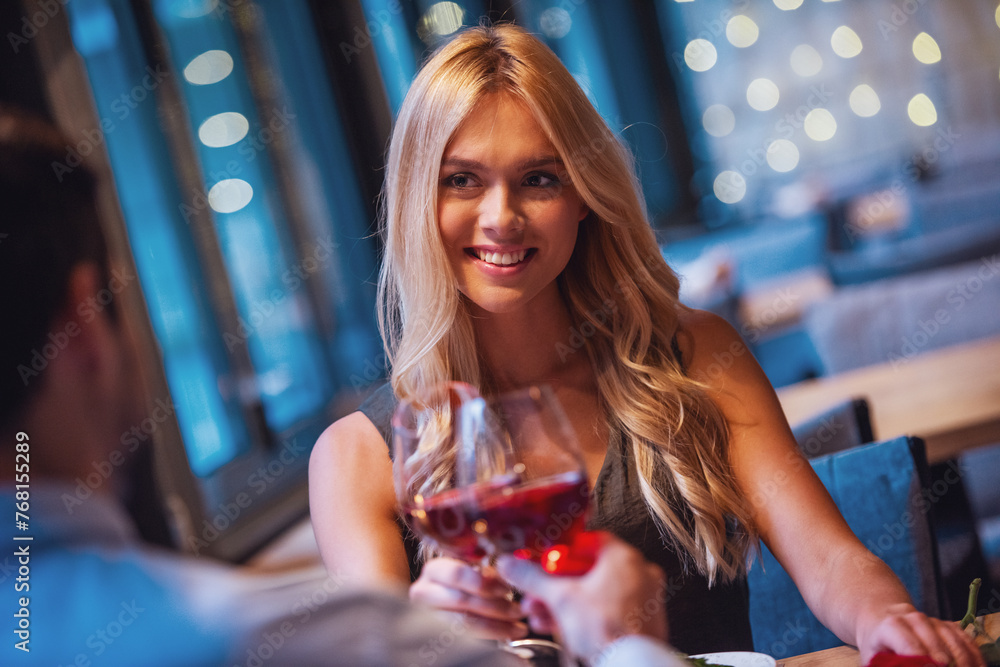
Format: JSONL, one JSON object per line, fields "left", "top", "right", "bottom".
{"left": 791, "top": 397, "right": 875, "bottom": 458}
{"left": 789, "top": 399, "right": 991, "bottom": 619}
{"left": 748, "top": 436, "right": 941, "bottom": 658}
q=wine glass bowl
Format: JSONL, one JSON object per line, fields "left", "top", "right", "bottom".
{"left": 392, "top": 382, "right": 592, "bottom": 566}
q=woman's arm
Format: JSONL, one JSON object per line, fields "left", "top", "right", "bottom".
{"left": 308, "top": 412, "right": 528, "bottom": 639}
{"left": 308, "top": 412, "right": 412, "bottom": 585}
{"left": 678, "top": 309, "right": 982, "bottom": 667}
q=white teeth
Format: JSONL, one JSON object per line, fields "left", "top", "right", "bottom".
{"left": 477, "top": 249, "right": 527, "bottom": 266}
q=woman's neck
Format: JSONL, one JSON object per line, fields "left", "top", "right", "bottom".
{"left": 469, "top": 290, "right": 589, "bottom": 391}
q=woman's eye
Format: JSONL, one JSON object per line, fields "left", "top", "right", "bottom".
{"left": 445, "top": 174, "right": 474, "bottom": 188}
{"left": 524, "top": 172, "right": 558, "bottom": 187}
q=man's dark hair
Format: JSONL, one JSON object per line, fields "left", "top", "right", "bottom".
{"left": 0, "top": 106, "right": 112, "bottom": 429}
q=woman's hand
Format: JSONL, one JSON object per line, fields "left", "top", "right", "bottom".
{"left": 408, "top": 556, "right": 528, "bottom": 641}
{"left": 857, "top": 603, "right": 985, "bottom": 667}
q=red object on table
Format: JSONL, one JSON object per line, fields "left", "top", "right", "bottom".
{"left": 539, "top": 531, "right": 605, "bottom": 576}
{"left": 866, "top": 651, "right": 944, "bottom": 667}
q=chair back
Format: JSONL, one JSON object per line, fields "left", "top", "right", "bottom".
{"left": 748, "top": 436, "right": 941, "bottom": 658}
{"left": 792, "top": 397, "right": 875, "bottom": 458}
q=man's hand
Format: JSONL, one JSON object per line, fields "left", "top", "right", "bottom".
{"left": 496, "top": 533, "right": 668, "bottom": 664}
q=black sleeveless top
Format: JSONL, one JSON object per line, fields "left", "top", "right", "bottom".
{"left": 359, "top": 380, "right": 754, "bottom": 655}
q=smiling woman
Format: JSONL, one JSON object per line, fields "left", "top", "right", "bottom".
{"left": 308, "top": 23, "right": 985, "bottom": 666}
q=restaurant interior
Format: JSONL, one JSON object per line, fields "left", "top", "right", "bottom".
{"left": 3, "top": 0, "right": 999, "bottom": 660}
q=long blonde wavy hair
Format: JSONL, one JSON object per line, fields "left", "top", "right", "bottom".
{"left": 379, "top": 24, "right": 756, "bottom": 583}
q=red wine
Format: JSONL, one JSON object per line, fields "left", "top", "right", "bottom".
{"left": 407, "top": 486, "right": 488, "bottom": 562}
{"left": 407, "top": 471, "right": 590, "bottom": 563}
{"left": 477, "top": 471, "right": 590, "bottom": 561}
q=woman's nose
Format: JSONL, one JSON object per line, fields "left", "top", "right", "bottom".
{"left": 479, "top": 185, "right": 524, "bottom": 238}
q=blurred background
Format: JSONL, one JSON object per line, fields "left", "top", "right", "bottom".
{"left": 2, "top": 0, "right": 998, "bottom": 600}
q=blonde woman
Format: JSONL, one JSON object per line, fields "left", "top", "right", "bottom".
{"left": 309, "top": 24, "right": 982, "bottom": 665}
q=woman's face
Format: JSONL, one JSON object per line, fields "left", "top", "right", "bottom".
{"left": 437, "top": 94, "right": 589, "bottom": 316}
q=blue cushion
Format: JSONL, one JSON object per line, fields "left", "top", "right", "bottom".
{"left": 748, "top": 436, "right": 939, "bottom": 658}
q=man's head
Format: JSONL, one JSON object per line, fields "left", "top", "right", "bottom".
{"left": 0, "top": 107, "right": 141, "bottom": 481}
{"left": 0, "top": 107, "right": 115, "bottom": 427}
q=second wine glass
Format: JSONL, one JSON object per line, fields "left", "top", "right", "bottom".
{"left": 392, "top": 382, "right": 593, "bottom": 568}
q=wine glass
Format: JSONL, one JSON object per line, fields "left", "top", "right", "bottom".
{"left": 392, "top": 381, "right": 595, "bottom": 571}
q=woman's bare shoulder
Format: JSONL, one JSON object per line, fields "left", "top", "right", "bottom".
{"left": 674, "top": 307, "right": 749, "bottom": 375}
{"left": 310, "top": 410, "right": 390, "bottom": 472}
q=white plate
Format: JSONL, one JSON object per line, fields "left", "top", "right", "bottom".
{"left": 689, "top": 652, "right": 777, "bottom": 667}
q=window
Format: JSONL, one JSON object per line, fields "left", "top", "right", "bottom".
{"left": 65, "top": 0, "right": 383, "bottom": 559}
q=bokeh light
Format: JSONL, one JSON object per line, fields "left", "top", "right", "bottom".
{"left": 684, "top": 39, "right": 718, "bottom": 72}
{"left": 703, "top": 104, "right": 736, "bottom": 137}
{"left": 849, "top": 85, "right": 881, "bottom": 117}
{"left": 804, "top": 109, "right": 837, "bottom": 141}
{"left": 908, "top": 94, "right": 938, "bottom": 126}
{"left": 183, "top": 50, "right": 234, "bottom": 86}
{"left": 727, "top": 16, "right": 759, "bottom": 48}
{"left": 198, "top": 112, "right": 250, "bottom": 148}
{"left": 766, "top": 139, "right": 800, "bottom": 172}
{"left": 912, "top": 32, "right": 941, "bottom": 64}
{"left": 417, "top": 2, "right": 464, "bottom": 42}
{"left": 208, "top": 179, "right": 254, "bottom": 213}
{"left": 539, "top": 7, "right": 572, "bottom": 39}
{"left": 774, "top": 0, "right": 804, "bottom": 9}
{"left": 831, "top": 26, "right": 863, "bottom": 58}
{"left": 747, "top": 78, "right": 780, "bottom": 111}
{"left": 714, "top": 171, "right": 747, "bottom": 204}
{"left": 790, "top": 44, "right": 823, "bottom": 77}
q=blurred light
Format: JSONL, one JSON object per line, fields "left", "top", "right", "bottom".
{"left": 996, "top": 4, "right": 1000, "bottom": 28}
{"left": 790, "top": 44, "right": 823, "bottom": 77}
{"left": 774, "top": 0, "right": 803, "bottom": 9}
{"left": 804, "top": 109, "right": 837, "bottom": 141}
{"left": 726, "top": 16, "right": 759, "bottom": 48}
{"left": 766, "top": 139, "right": 800, "bottom": 172}
{"left": 912, "top": 32, "right": 941, "bottom": 64}
{"left": 831, "top": 26, "right": 863, "bottom": 58}
{"left": 714, "top": 171, "right": 746, "bottom": 204}
{"left": 908, "top": 94, "right": 938, "bottom": 126}
{"left": 684, "top": 39, "right": 718, "bottom": 72}
{"left": 208, "top": 179, "right": 253, "bottom": 213}
{"left": 703, "top": 104, "right": 736, "bottom": 137}
{"left": 747, "top": 78, "right": 780, "bottom": 111}
{"left": 183, "top": 50, "right": 234, "bottom": 86}
{"left": 849, "top": 85, "right": 881, "bottom": 117}
{"left": 198, "top": 112, "right": 250, "bottom": 148}
{"left": 539, "top": 7, "right": 572, "bottom": 39}
{"left": 164, "top": 0, "right": 219, "bottom": 18}
{"left": 418, "top": 2, "right": 464, "bottom": 42}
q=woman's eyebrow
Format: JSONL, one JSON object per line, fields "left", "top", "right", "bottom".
{"left": 438, "top": 155, "right": 565, "bottom": 171}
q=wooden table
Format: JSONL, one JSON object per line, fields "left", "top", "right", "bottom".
{"left": 784, "top": 612, "right": 1000, "bottom": 666}
{"left": 777, "top": 336, "right": 1000, "bottom": 464}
